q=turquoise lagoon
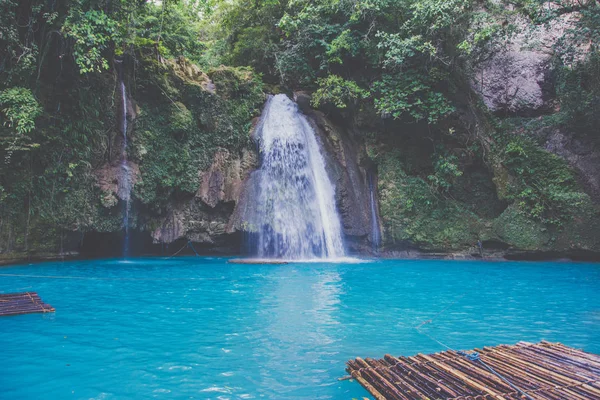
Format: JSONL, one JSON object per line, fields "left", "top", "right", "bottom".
{"left": 0, "top": 258, "right": 599, "bottom": 399}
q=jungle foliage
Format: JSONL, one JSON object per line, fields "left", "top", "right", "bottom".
{"left": 0, "top": 0, "right": 598, "bottom": 255}
{"left": 0, "top": 0, "right": 261, "bottom": 253}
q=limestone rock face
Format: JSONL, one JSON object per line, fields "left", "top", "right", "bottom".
{"left": 152, "top": 211, "right": 186, "bottom": 244}
{"left": 197, "top": 148, "right": 257, "bottom": 208}
{"left": 474, "top": 49, "right": 551, "bottom": 115}
{"left": 151, "top": 148, "right": 258, "bottom": 248}
{"left": 169, "top": 56, "right": 215, "bottom": 93}
{"left": 95, "top": 161, "right": 141, "bottom": 206}
{"left": 542, "top": 129, "right": 600, "bottom": 202}
{"left": 307, "top": 112, "right": 372, "bottom": 238}
{"left": 293, "top": 91, "right": 312, "bottom": 113}
{"left": 150, "top": 201, "right": 235, "bottom": 248}
{"left": 471, "top": 12, "right": 580, "bottom": 116}
{"left": 471, "top": 5, "right": 600, "bottom": 206}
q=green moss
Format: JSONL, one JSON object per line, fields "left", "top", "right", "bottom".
{"left": 132, "top": 59, "right": 264, "bottom": 211}
{"left": 208, "top": 66, "right": 264, "bottom": 101}
{"left": 492, "top": 132, "right": 593, "bottom": 225}
{"left": 492, "top": 205, "right": 551, "bottom": 250}
{"left": 553, "top": 202, "right": 600, "bottom": 250}
{"left": 0, "top": 55, "right": 265, "bottom": 255}
{"left": 378, "top": 150, "right": 486, "bottom": 250}
{"left": 450, "top": 169, "right": 507, "bottom": 218}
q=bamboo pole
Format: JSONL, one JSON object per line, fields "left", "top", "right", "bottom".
{"left": 385, "top": 354, "right": 461, "bottom": 398}
{"left": 488, "top": 347, "right": 600, "bottom": 397}
{"left": 0, "top": 292, "right": 54, "bottom": 317}
{"left": 419, "top": 354, "right": 506, "bottom": 399}
{"left": 356, "top": 357, "right": 408, "bottom": 400}
{"left": 349, "top": 369, "right": 388, "bottom": 400}
{"left": 365, "top": 357, "right": 426, "bottom": 399}
{"left": 347, "top": 341, "right": 600, "bottom": 400}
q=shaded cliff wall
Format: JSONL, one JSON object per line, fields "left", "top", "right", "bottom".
{"left": 2, "top": 2, "right": 598, "bottom": 261}
{"left": 470, "top": 4, "right": 600, "bottom": 203}
{"left": 0, "top": 49, "right": 266, "bottom": 261}
{"left": 116, "top": 56, "right": 265, "bottom": 255}
{"left": 369, "top": 2, "right": 600, "bottom": 260}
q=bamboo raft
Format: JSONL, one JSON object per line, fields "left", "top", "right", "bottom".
{"left": 0, "top": 292, "right": 55, "bottom": 317}
{"left": 346, "top": 341, "right": 600, "bottom": 400}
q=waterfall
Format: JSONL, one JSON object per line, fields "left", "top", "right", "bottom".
{"left": 367, "top": 171, "right": 381, "bottom": 252}
{"left": 116, "top": 61, "right": 132, "bottom": 257}
{"left": 244, "top": 94, "right": 345, "bottom": 260}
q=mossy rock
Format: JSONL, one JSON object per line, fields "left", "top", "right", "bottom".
{"left": 207, "top": 66, "right": 263, "bottom": 100}
{"left": 132, "top": 58, "right": 264, "bottom": 211}
{"left": 451, "top": 167, "right": 507, "bottom": 219}
{"left": 378, "top": 150, "right": 486, "bottom": 250}
{"left": 553, "top": 203, "right": 600, "bottom": 251}
{"left": 492, "top": 205, "right": 551, "bottom": 250}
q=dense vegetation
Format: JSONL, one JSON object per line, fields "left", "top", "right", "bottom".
{"left": 0, "top": 0, "right": 598, "bottom": 257}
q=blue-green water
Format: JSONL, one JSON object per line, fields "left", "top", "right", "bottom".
{"left": 0, "top": 258, "right": 599, "bottom": 399}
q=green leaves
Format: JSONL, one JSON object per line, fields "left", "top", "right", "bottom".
{"left": 408, "top": 0, "right": 469, "bottom": 32}
{"left": 497, "top": 135, "right": 590, "bottom": 225}
{"left": 0, "top": 87, "right": 42, "bottom": 135}
{"left": 63, "top": 10, "right": 119, "bottom": 74}
{"left": 555, "top": 46, "right": 600, "bottom": 134}
{"left": 133, "top": 1, "right": 207, "bottom": 63}
{"left": 327, "top": 29, "right": 360, "bottom": 64}
{"left": 428, "top": 150, "right": 462, "bottom": 192}
{"left": 373, "top": 72, "right": 454, "bottom": 123}
{"left": 312, "top": 75, "right": 369, "bottom": 108}
{"left": 377, "top": 33, "right": 426, "bottom": 68}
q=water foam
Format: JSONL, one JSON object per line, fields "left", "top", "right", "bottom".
{"left": 244, "top": 94, "right": 345, "bottom": 260}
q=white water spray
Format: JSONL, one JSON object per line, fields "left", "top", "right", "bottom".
{"left": 245, "top": 94, "right": 345, "bottom": 259}
{"left": 117, "top": 62, "right": 132, "bottom": 257}
{"left": 367, "top": 171, "right": 381, "bottom": 251}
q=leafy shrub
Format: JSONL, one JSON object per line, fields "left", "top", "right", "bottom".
{"left": 0, "top": 87, "right": 41, "bottom": 134}
{"left": 373, "top": 73, "right": 455, "bottom": 123}
{"left": 496, "top": 136, "right": 591, "bottom": 225}
{"left": 63, "top": 10, "right": 119, "bottom": 74}
{"left": 312, "top": 75, "right": 369, "bottom": 109}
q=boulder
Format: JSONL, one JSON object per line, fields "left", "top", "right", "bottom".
{"left": 471, "top": 12, "right": 581, "bottom": 116}
{"left": 197, "top": 148, "right": 257, "bottom": 208}
{"left": 543, "top": 128, "right": 600, "bottom": 202}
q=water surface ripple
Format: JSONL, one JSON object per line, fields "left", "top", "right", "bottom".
{"left": 0, "top": 258, "right": 598, "bottom": 399}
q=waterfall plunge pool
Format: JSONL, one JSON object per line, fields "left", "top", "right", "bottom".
{"left": 1, "top": 257, "right": 599, "bottom": 399}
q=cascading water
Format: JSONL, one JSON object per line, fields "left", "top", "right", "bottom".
{"left": 367, "top": 171, "right": 381, "bottom": 252}
{"left": 116, "top": 61, "right": 132, "bottom": 257}
{"left": 245, "top": 94, "right": 345, "bottom": 260}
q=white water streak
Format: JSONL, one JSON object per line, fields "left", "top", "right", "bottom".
{"left": 249, "top": 94, "right": 345, "bottom": 259}
{"left": 117, "top": 65, "right": 132, "bottom": 257}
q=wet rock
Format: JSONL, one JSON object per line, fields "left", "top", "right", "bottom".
{"left": 152, "top": 211, "right": 186, "bottom": 243}
{"left": 229, "top": 95, "right": 380, "bottom": 252}
{"left": 153, "top": 148, "right": 258, "bottom": 246}
{"left": 197, "top": 148, "right": 258, "bottom": 208}
{"left": 95, "top": 161, "right": 141, "bottom": 205}
{"left": 542, "top": 129, "right": 600, "bottom": 202}
{"left": 293, "top": 91, "right": 312, "bottom": 113}
{"left": 170, "top": 56, "right": 214, "bottom": 92}
{"left": 472, "top": 12, "right": 581, "bottom": 116}
{"left": 302, "top": 108, "right": 379, "bottom": 249}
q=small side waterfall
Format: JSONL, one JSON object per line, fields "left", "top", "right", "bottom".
{"left": 244, "top": 94, "right": 345, "bottom": 260}
{"left": 116, "top": 61, "right": 132, "bottom": 257}
{"left": 367, "top": 171, "right": 381, "bottom": 252}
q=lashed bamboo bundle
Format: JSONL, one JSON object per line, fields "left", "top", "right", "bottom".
{"left": 346, "top": 341, "right": 600, "bottom": 400}
{"left": 0, "top": 292, "right": 55, "bottom": 317}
